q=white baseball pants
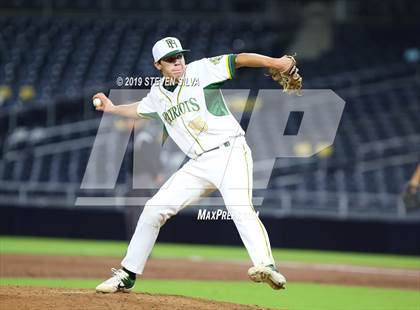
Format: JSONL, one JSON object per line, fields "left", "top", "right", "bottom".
{"left": 121, "top": 136, "right": 275, "bottom": 274}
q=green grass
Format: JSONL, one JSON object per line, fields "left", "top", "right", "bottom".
{"left": 1, "top": 236, "right": 419, "bottom": 269}
{"left": 1, "top": 278, "right": 419, "bottom": 310}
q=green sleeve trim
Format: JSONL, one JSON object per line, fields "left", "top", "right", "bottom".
{"left": 137, "top": 112, "right": 169, "bottom": 145}
{"left": 161, "top": 127, "right": 169, "bottom": 146}
{"left": 138, "top": 112, "right": 159, "bottom": 120}
{"left": 227, "top": 54, "right": 237, "bottom": 79}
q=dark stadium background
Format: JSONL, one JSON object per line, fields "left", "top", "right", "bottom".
{"left": 0, "top": 0, "right": 419, "bottom": 254}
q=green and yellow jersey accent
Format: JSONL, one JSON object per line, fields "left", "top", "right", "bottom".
{"left": 136, "top": 53, "right": 243, "bottom": 158}
{"left": 202, "top": 54, "right": 236, "bottom": 117}
{"left": 226, "top": 54, "right": 236, "bottom": 79}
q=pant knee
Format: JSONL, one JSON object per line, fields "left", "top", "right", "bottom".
{"left": 139, "top": 200, "right": 175, "bottom": 227}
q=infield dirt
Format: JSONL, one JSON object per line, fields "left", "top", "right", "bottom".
{"left": 1, "top": 254, "right": 419, "bottom": 290}
{"left": 2, "top": 254, "right": 419, "bottom": 309}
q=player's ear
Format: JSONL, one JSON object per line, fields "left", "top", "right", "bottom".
{"left": 154, "top": 61, "right": 162, "bottom": 71}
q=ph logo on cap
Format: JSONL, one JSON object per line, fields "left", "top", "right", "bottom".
{"left": 165, "top": 38, "right": 178, "bottom": 49}
{"left": 152, "top": 37, "right": 190, "bottom": 62}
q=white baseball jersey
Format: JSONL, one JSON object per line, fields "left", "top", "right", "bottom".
{"left": 122, "top": 54, "right": 277, "bottom": 275}
{"left": 136, "top": 54, "right": 244, "bottom": 158}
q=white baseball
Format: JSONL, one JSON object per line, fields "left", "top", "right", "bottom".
{"left": 93, "top": 98, "right": 102, "bottom": 107}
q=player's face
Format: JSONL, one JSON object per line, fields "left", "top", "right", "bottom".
{"left": 155, "top": 53, "right": 186, "bottom": 79}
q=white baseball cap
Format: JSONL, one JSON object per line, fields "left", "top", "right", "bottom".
{"left": 152, "top": 37, "right": 190, "bottom": 62}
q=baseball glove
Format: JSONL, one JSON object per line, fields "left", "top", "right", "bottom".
{"left": 268, "top": 55, "right": 302, "bottom": 94}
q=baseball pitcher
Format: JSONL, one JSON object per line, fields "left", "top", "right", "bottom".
{"left": 93, "top": 37, "right": 302, "bottom": 293}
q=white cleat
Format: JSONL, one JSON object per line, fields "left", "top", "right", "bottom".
{"left": 248, "top": 264, "right": 287, "bottom": 290}
{"left": 96, "top": 268, "right": 135, "bottom": 293}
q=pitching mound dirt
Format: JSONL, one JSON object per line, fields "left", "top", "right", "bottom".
{"left": 0, "top": 286, "right": 272, "bottom": 310}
